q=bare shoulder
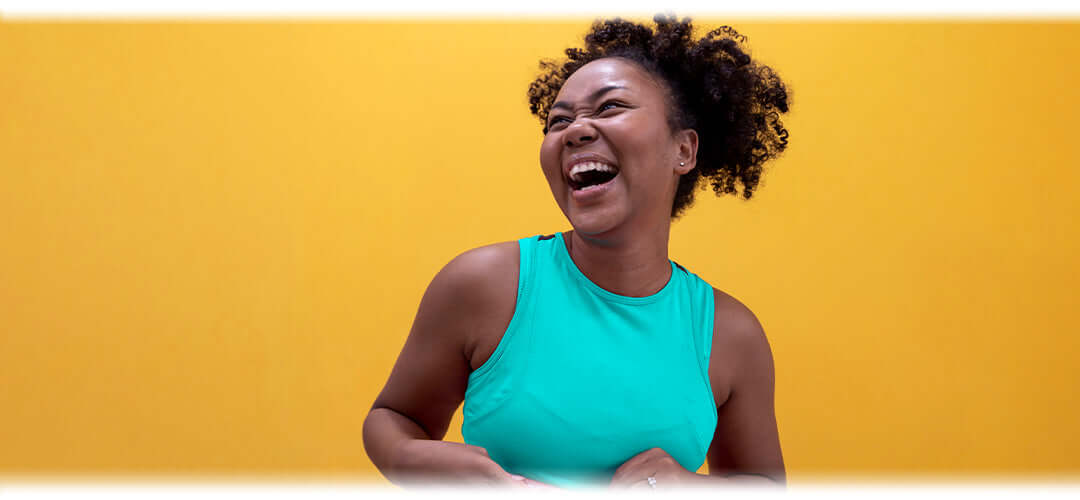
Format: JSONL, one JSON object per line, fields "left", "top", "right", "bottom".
{"left": 706, "top": 288, "right": 785, "bottom": 482}
{"left": 431, "top": 241, "right": 520, "bottom": 371}
{"left": 368, "top": 240, "right": 520, "bottom": 440}
{"left": 709, "top": 288, "right": 775, "bottom": 406}
{"left": 433, "top": 241, "right": 519, "bottom": 302}
{"left": 712, "top": 288, "right": 768, "bottom": 348}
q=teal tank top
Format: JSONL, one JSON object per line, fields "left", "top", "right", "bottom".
{"left": 461, "top": 233, "right": 718, "bottom": 488}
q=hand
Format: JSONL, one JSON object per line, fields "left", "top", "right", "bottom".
{"left": 609, "top": 447, "right": 703, "bottom": 490}
{"left": 391, "top": 440, "right": 515, "bottom": 487}
{"left": 393, "top": 440, "right": 557, "bottom": 489}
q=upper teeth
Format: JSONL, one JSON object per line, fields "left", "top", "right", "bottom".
{"left": 569, "top": 161, "right": 617, "bottom": 181}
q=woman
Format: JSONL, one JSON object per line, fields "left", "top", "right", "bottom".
{"left": 363, "top": 15, "right": 790, "bottom": 489}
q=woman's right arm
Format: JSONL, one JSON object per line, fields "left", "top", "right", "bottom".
{"left": 362, "top": 243, "right": 521, "bottom": 487}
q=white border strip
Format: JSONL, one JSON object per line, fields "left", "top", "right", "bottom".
{"left": 1, "top": 0, "right": 1079, "bottom": 17}
{"left": 2, "top": 484, "right": 1080, "bottom": 499}
{"left": 4, "top": 485, "right": 1080, "bottom": 500}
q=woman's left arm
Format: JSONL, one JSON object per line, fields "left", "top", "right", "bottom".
{"left": 610, "top": 289, "right": 785, "bottom": 489}
{"left": 699, "top": 288, "right": 785, "bottom": 486}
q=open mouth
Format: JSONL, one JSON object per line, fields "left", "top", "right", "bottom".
{"left": 568, "top": 161, "right": 619, "bottom": 191}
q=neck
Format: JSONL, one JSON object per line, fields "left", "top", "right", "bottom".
{"left": 563, "top": 222, "right": 673, "bottom": 298}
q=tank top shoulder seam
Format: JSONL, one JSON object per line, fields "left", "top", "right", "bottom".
{"left": 681, "top": 268, "right": 719, "bottom": 467}
{"left": 678, "top": 265, "right": 717, "bottom": 418}
{"left": 466, "top": 235, "right": 535, "bottom": 384}
{"left": 700, "top": 283, "right": 719, "bottom": 424}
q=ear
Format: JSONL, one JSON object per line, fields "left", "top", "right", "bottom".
{"left": 674, "top": 128, "right": 698, "bottom": 175}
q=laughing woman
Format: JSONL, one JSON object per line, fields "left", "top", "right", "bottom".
{"left": 363, "top": 15, "right": 791, "bottom": 489}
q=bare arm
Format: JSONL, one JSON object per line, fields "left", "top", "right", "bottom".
{"left": 704, "top": 289, "right": 786, "bottom": 486}
{"left": 362, "top": 243, "right": 522, "bottom": 486}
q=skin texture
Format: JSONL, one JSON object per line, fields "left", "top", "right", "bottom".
{"left": 363, "top": 58, "right": 785, "bottom": 489}
{"left": 527, "top": 16, "right": 791, "bottom": 218}
{"left": 540, "top": 59, "right": 697, "bottom": 247}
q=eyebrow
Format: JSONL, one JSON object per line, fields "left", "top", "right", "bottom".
{"left": 550, "top": 85, "right": 626, "bottom": 113}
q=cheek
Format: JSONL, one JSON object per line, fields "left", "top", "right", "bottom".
{"left": 632, "top": 126, "right": 676, "bottom": 170}
{"left": 539, "top": 137, "right": 561, "bottom": 179}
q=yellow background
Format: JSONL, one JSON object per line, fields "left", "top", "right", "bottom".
{"left": 1, "top": 20, "right": 1078, "bottom": 482}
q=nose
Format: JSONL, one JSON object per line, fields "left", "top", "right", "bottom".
{"left": 564, "top": 120, "right": 597, "bottom": 147}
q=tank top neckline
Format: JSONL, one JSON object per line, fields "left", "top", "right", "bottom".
{"left": 553, "top": 232, "right": 678, "bottom": 305}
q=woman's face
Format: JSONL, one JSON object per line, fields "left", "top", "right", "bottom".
{"left": 539, "top": 57, "right": 696, "bottom": 239}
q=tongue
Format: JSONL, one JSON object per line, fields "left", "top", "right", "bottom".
{"left": 576, "top": 170, "right": 617, "bottom": 189}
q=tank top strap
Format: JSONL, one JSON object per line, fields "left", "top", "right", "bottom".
{"left": 465, "top": 234, "right": 539, "bottom": 385}
{"left": 462, "top": 233, "right": 719, "bottom": 488}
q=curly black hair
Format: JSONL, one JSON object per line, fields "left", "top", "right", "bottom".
{"left": 528, "top": 14, "right": 791, "bottom": 218}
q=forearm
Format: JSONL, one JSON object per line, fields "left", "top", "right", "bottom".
{"left": 362, "top": 407, "right": 502, "bottom": 486}
{"left": 362, "top": 407, "right": 432, "bottom": 482}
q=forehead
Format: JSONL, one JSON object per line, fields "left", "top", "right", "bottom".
{"left": 555, "top": 58, "right": 665, "bottom": 102}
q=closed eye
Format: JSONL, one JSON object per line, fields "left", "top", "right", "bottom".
{"left": 545, "top": 101, "right": 625, "bottom": 133}
{"left": 546, "top": 115, "right": 572, "bottom": 132}
{"left": 598, "top": 101, "right": 623, "bottom": 113}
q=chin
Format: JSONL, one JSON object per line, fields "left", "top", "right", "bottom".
{"left": 566, "top": 206, "right": 626, "bottom": 239}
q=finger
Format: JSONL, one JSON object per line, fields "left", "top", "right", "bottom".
{"left": 493, "top": 477, "right": 527, "bottom": 488}
{"left": 522, "top": 478, "right": 562, "bottom": 489}
{"left": 611, "top": 465, "right": 644, "bottom": 485}
{"left": 612, "top": 448, "right": 667, "bottom": 482}
{"left": 506, "top": 474, "right": 527, "bottom": 488}
{"left": 612, "top": 458, "right": 657, "bottom": 484}
{"left": 509, "top": 471, "right": 551, "bottom": 489}
{"left": 610, "top": 468, "right": 645, "bottom": 489}
{"left": 611, "top": 459, "right": 643, "bottom": 483}
{"left": 610, "top": 475, "right": 650, "bottom": 490}
{"left": 610, "top": 466, "right": 637, "bottom": 486}
{"left": 478, "top": 459, "right": 519, "bottom": 487}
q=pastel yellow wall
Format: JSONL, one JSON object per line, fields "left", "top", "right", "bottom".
{"left": 1, "top": 20, "right": 1078, "bottom": 482}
